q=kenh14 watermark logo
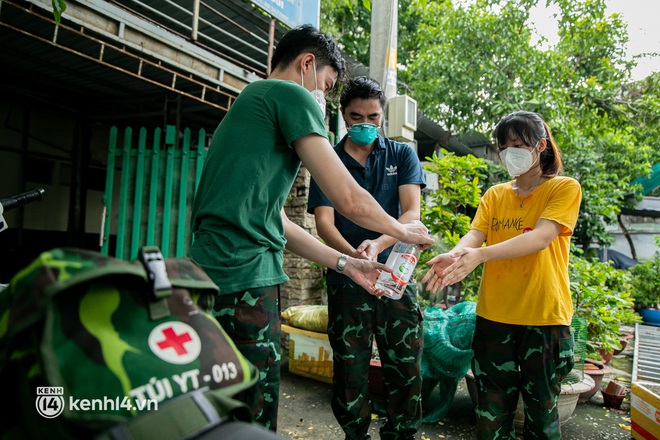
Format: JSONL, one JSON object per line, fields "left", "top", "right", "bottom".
{"left": 36, "top": 387, "right": 65, "bottom": 418}
{"left": 36, "top": 387, "right": 158, "bottom": 419}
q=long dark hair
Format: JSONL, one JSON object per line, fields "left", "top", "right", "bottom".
{"left": 493, "top": 110, "right": 564, "bottom": 176}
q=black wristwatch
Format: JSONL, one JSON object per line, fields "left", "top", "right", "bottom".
{"left": 336, "top": 254, "right": 348, "bottom": 273}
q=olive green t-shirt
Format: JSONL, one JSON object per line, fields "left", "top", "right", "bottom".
{"left": 190, "top": 79, "right": 327, "bottom": 293}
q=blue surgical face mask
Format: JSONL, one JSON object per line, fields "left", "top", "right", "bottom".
{"left": 347, "top": 123, "right": 379, "bottom": 146}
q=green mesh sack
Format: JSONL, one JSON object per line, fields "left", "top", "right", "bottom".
{"left": 420, "top": 301, "right": 476, "bottom": 423}
{"left": 420, "top": 376, "right": 462, "bottom": 423}
{"left": 421, "top": 301, "right": 476, "bottom": 380}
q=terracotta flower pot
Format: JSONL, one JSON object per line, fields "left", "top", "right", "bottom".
{"left": 600, "top": 381, "right": 628, "bottom": 410}
{"left": 612, "top": 340, "right": 627, "bottom": 356}
{"left": 598, "top": 348, "right": 614, "bottom": 364}
{"left": 579, "top": 359, "right": 611, "bottom": 403}
{"left": 612, "top": 332, "right": 634, "bottom": 356}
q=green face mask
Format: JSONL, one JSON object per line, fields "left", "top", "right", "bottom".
{"left": 347, "top": 123, "right": 379, "bottom": 146}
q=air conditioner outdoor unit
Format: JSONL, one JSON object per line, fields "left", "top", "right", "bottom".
{"left": 388, "top": 95, "right": 417, "bottom": 142}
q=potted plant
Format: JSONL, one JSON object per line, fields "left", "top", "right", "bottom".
{"left": 629, "top": 250, "right": 660, "bottom": 326}
{"left": 569, "top": 255, "right": 642, "bottom": 360}
{"left": 579, "top": 358, "right": 612, "bottom": 403}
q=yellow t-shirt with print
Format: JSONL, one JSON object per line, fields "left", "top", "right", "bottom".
{"left": 471, "top": 176, "right": 582, "bottom": 326}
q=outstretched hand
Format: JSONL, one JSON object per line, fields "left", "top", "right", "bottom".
{"left": 343, "top": 256, "right": 391, "bottom": 298}
{"left": 421, "top": 248, "right": 483, "bottom": 292}
{"left": 421, "top": 253, "right": 456, "bottom": 293}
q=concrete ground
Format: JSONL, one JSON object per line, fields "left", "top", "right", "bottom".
{"left": 278, "top": 341, "right": 635, "bottom": 440}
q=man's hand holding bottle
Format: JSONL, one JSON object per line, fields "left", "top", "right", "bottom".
{"left": 401, "top": 221, "right": 434, "bottom": 250}
{"left": 352, "top": 220, "right": 434, "bottom": 299}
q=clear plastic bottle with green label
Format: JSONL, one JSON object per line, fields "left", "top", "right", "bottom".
{"left": 375, "top": 225, "right": 423, "bottom": 300}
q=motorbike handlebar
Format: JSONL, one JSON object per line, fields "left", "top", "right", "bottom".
{"left": 0, "top": 188, "right": 45, "bottom": 212}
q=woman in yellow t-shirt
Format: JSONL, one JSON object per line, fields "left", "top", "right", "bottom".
{"left": 423, "top": 111, "right": 582, "bottom": 440}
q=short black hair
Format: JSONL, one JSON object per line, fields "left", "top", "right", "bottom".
{"left": 271, "top": 24, "right": 346, "bottom": 85}
{"left": 340, "top": 76, "right": 386, "bottom": 110}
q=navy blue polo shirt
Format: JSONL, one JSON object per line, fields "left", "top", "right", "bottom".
{"left": 307, "top": 134, "right": 426, "bottom": 285}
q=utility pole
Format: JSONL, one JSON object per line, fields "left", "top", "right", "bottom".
{"left": 369, "top": 0, "right": 416, "bottom": 144}
{"left": 369, "top": 0, "right": 398, "bottom": 100}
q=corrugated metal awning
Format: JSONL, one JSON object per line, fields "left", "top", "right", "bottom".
{"left": 0, "top": 0, "right": 289, "bottom": 130}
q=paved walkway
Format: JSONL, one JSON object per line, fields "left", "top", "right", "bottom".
{"left": 278, "top": 342, "right": 636, "bottom": 439}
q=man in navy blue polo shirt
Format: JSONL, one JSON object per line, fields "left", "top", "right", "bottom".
{"left": 307, "top": 76, "right": 425, "bottom": 440}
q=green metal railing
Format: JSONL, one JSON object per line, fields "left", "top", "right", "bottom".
{"left": 101, "top": 125, "right": 207, "bottom": 260}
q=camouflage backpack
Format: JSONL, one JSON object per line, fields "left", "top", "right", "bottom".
{"left": 0, "top": 246, "right": 259, "bottom": 440}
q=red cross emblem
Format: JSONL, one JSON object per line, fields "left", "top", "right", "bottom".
{"left": 156, "top": 326, "right": 193, "bottom": 355}
{"left": 148, "top": 322, "right": 201, "bottom": 364}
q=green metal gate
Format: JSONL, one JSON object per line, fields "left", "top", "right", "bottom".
{"left": 101, "top": 125, "right": 207, "bottom": 260}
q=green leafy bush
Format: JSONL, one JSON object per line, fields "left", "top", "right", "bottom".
{"left": 569, "top": 255, "right": 641, "bottom": 357}
{"left": 416, "top": 149, "right": 495, "bottom": 307}
{"left": 629, "top": 251, "right": 660, "bottom": 310}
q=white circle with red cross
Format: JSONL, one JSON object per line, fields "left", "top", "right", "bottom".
{"left": 148, "top": 322, "right": 201, "bottom": 364}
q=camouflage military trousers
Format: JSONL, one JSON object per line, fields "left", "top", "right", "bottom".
{"left": 212, "top": 286, "right": 281, "bottom": 431}
{"left": 471, "top": 317, "right": 574, "bottom": 440}
{"left": 327, "top": 283, "right": 423, "bottom": 440}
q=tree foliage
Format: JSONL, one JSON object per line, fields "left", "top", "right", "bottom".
{"left": 569, "top": 254, "right": 640, "bottom": 356}
{"left": 320, "top": 0, "right": 372, "bottom": 66}
{"left": 321, "top": 0, "right": 659, "bottom": 252}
